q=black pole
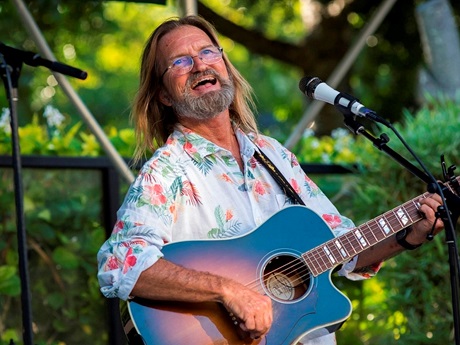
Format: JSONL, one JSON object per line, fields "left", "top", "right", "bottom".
{"left": 0, "top": 43, "right": 87, "bottom": 345}
{"left": 0, "top": 54, "right": 34, "bottom": 345}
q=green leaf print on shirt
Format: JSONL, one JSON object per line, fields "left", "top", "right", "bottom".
{"left": 207, "top": 206, "right": 242, "bottom": 239}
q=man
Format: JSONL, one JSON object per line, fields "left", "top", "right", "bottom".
{"left": 97, "top": 15, "right": 444, "bottom": 344}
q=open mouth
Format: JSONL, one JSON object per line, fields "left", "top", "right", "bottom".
{"left": 191, "top": 76, "right": 218, "bottom": 89}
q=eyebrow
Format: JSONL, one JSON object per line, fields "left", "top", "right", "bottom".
{"left": 167, "top": 44, "right": 216, "bottom": 62}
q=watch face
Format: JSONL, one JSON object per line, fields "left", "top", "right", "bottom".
{"left": 396, "top": 229, "right": 406, "bottom": 240}
{"left": 396, "top": 228, "right": 421, "bottom": 250}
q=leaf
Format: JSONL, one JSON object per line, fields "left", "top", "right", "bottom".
{"left": 37, "top": 208, "right": 52, "bottom": 222}
{"left": 0, "top": 265, "right": 21, "bottom": 296}
{"left": 47, "top": 291, "right": 66, "bottom": 309}
{"left": 52, "top": 247, "right": 79, "bottom": 269}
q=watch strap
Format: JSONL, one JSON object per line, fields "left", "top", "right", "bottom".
{"left": 396, "top": 228, "right": 422, "bottom": 250}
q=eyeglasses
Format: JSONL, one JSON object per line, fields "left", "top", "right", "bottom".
{"left": 160, "top": 46, "right": 223, "bottom": 79}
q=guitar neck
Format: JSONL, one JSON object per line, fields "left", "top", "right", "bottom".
{"left": 303, "top": 191, "right": 430, "bottom": 276}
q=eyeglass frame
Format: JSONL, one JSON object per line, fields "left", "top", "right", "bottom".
{"left": 160, "top": 46, "right": 224, "bottom": 80}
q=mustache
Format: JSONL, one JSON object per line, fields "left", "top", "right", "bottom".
{"left": 185, "top": 69, "right": 226, "bottom": 88}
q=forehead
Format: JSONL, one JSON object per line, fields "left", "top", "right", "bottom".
{"left": 158, "top": 25, "right": 215, "bottom": 60}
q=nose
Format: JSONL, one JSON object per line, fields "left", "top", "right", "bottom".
{"left": 190, "top": 55, "right": 207, "bottom": 72}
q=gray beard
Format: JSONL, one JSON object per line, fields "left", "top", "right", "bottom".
{"left": 171, "top": 71, "right": 234, "bottom": 120}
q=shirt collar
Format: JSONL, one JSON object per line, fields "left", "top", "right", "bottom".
{"left": 172, "top": 123, "right": 258, "bottom": 163}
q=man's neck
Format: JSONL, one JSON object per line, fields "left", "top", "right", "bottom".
{"left": 178, "top": 112, "right": 236, "bottom": 151}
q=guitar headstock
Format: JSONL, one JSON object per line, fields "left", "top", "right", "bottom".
{"left": 437, "top": 156, "right": 460, "bottom": 224}
{"left": 441, "top": 155, "right": 460, "bottom": 197}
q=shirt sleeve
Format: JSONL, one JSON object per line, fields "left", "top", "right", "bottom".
{"left": 97, "top": 172, "right": 171, "bottom": 300}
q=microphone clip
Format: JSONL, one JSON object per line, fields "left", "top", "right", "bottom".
{"left": 333, "top": 92, "right": 359, "bottom": 117}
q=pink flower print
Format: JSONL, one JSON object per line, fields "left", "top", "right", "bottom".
{"left": 291, "top": 154, "right": 300, "bottom": 167}
{"left": 106, "top": 256, "right": 119, "bottom": 271}
{"left": 169, "top": 204, "right": 178, "bottom": 223}
{"left": 225, "top": 209, "right": 233, "bottom": 221}
{"left": 254, "top": 180, "right": 267, "bottom": 196}
{"left": 322, "top": 214, "right": 342, "bottom": 229}
{"left": 183, "top": 141, "right": 197, "bottom": 154}
{"left": 146, "top": 184, "right": 167, "bottom": 206}
{"left": 249, "top": 157, "right": 258, "bottom": 169}
{"left": 255, "top": 137, "right": 268, "bottom": 148}
{"left": 290, "top": 178, "right": 301, "bottom": 194}
{"left": 219, "top": 173, "right": 232, "bottom": 183}
{"left": 113, "top": 220, "right": 124, "bottom": 234}
{"left": 122, "top": 247, "right": 137, "bottom": 274}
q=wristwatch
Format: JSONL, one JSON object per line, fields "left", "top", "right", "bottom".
{"left": 396, "top": 227, "right": 422, "bottom": 250}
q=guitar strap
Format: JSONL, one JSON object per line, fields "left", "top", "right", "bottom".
{"left": 253, "top": 149, "right": 306, "bottom": 206}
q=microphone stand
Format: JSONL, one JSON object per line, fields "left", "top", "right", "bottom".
{"left": 0, "top": 43, "right": 87, "bottom": 345}
{"left": 343, "top": 115, "right": 460, "bottom": 345}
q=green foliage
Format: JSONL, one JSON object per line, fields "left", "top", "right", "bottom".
{"left": 0, "top": 168, "right": 111, "bottom": 345}
{"left": 0, "top": 107, "right": 130, "bottom": 344}
{"left": 0, "top": 1, "right": 177, "bottom": 129}
{"left": 294, "top": 127, "right": 378, "bottom": 167}
{"left": 0, "top": 106, "right": 135, "bottom": 157}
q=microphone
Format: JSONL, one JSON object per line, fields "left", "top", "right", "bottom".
{"left": 0, "top": 42, "right": 88, "bottom": 80}
{"left": 299, "top": 76, "right": 388, "bottom": 125}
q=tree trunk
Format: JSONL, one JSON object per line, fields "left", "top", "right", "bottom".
{"left": 415, "top": 0, "right": 460, "bottom": 102}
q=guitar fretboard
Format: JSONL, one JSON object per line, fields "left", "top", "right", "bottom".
{"left": 302, "top": 192, "right": 428, "bottom": 276}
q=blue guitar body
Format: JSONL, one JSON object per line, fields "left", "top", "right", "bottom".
{"left": 121, "top": 206, "right": 353, "bottom": 345}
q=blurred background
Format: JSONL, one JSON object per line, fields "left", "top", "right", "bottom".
{"left": 1, "top": 0, "right": 460, "bottom": 344}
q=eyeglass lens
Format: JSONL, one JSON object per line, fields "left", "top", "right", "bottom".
{"left": 164, "top": 47, "right": 223, "bottom": 77}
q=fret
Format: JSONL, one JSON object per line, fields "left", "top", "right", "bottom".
{"left": 385, "top": 211, "right": 403, "bottom": 232}
{"left": 321, "top": 245, "right": 336, "bottom": 265}
{"left": 303, "top": 250, "right": 319, "bottom": 276}
{"left": 302, "top": 253, "right": 317, "bottom": 276}
{"left": 394, "top": 207, "right": 410, "bottom": 228}
{"left": 377, "top": 215, "right": 392, "bottom": 235}
{"left": 367, "top": 222, "right": 386, "bottom": 242}
{"left": 333, "top": 239, "right": 349, "bottom": 259}
{"left": 316, "top": 247, "right": 329, "bottom": 271}
{"left": 327, "top": 241, "right": 341, "bottom": 258}
{"left": 343, "top": 231, "right": 359, "bottom": 256}
{"left": 359, "top": 224, "right": 378, "bottom": 247}
{"left": 408, "top": 199, "right": 422, "bottom": 220}
{"left": 353, "top": 228, "right": 369, "bottom": 248}
{"left": 309, "top": 248, "right": 322, "bottom": 275}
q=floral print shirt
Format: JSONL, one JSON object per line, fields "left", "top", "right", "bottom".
{"left": 97, "top": 124, "right": 380, "bottom": 300}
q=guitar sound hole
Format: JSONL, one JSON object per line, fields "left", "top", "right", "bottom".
{"left": 262, "top": 254, "right": 311, "bottom": 302}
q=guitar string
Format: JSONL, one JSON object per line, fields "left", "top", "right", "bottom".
{"left": 243, "top": 202, "right": 421, "bottom": 292}
{"left": 242, "top": 198, "right": 425, "bottom": 293}
{"left": 245, "top": 205, "right": 422, "bottom": 293}
{"left": 302, "top": 199, "right": 423, "bottom": 274}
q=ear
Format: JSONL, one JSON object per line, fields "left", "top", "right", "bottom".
{"left": 158, "top": 88, "right": 173, "bottom": 107}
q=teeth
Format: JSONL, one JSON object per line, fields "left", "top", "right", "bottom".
{"left": 192, "top": 77, "right": 216, "bottom": 89}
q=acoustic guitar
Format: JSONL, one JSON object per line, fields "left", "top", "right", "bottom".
{"left": 120, "top": 182, "right": 456, "bottom": 345}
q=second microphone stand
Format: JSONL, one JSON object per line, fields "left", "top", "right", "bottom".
{"left": 344, "top": 115, "right": 460, "bottom": 345}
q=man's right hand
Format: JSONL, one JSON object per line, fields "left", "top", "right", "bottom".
{"left": 132, "top": 259, "right": 273, "bottom": 339}
{"left": 221, "top": 281, "right": 273, "bottom": 340}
